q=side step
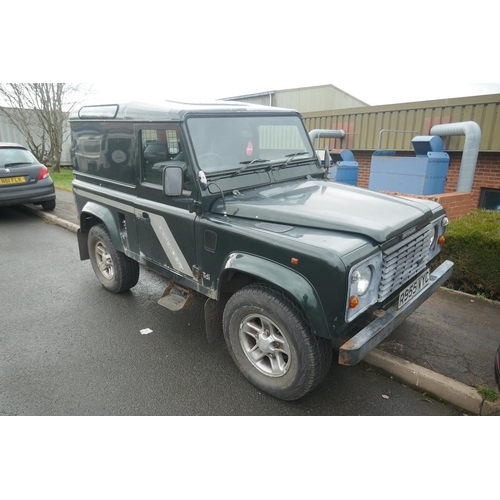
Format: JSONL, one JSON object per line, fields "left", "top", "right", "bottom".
{"left": 157, "top": 282, "right": 193, "bottom": 312}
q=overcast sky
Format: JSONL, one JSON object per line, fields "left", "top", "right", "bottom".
{"left": 85, "top": 81, "right": 500, "bottom": 107}
{"left": 4, "top": 1, "right": 499, "bottom": 107}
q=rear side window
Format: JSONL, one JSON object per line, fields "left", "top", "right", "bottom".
{"left": 72, "top": 122, "right": 135, "bottom": 184}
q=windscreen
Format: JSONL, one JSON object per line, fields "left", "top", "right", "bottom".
{"left": 0, "top": 147, "right": 37, "bottom": 168}
{"left": 187, "top": 114, "right": 314, "bottom": 173}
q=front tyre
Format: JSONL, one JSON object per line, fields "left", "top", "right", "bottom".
{"left": 223, "top": 284, "right": 332, "bottom": 401}
{"left": 88, "top": 224, "right": 139, "bottom": 293}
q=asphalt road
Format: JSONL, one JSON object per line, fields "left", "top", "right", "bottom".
{"left": 0, "top": 207, "right": 465, "bottom": 415}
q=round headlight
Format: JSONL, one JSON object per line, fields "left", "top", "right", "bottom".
{"left": 357, "top": 267, "right": 372, "bottom": 296}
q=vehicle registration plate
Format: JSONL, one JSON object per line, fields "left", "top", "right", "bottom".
{"left": 398, "top": 269, "right": 430, "bottom": 309}
{"left": 0, "top": 176, "right": 26, "bottom": 185}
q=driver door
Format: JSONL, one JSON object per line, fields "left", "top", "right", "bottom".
{"left": 133, "top": 124, "right": 197, "bottom": 280}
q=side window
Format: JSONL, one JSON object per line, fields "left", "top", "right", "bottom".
{"left": 73, "top": 122, "right": 135, "bottom": 184}
{"left": 140, "top": 127, "right": 184, "bottom": 186}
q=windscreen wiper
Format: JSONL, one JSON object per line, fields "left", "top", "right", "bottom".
{"left": 273, "top": 151, "right": 309, "bottom": 170}
{"left": 283, "top": 151, "right": 308, "bottom": 166}
{"left": 234, "top": 158, "right": 270, "bottom": 176}
{"left": 4, "top": 162, "right": 32, "bottom": 167}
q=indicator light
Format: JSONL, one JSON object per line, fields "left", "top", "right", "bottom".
{"left": 291, "top": 258, "right": 299, "bottom": 265}
{"left": 438, "top": 236, "right": 446, "bottom": 245}
{"left": 349, "top": 296, "right": 359, "bottom": 309}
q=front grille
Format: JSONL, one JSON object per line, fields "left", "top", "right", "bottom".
{"left": 378, "top": 224, "right": 432, "bottom": 301}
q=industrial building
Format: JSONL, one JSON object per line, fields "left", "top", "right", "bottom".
{"left": 222, "top": 84, "right": 369, "bottom": 113}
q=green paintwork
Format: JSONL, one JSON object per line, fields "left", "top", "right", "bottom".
{"left": 79, "top": 200, "right": 123, "bottom": 251}
{"left": 210, "top": 178, "right": 443, "bottom": 243}
{"left": 220, "top": 252, "right": 330, "bottom": 338}
{"left": 196, "top": 212, "right": 375, "bottom": 339}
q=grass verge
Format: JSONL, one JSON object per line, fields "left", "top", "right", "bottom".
{"left": 50, "top": 167, "right": 74, "bottom": 191}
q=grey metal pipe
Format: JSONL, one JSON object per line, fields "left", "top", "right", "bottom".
{"left": 377, "top": 129, "right": 419, "bottom": 150}
{"left": 430, "top": 121, "right": 481, "bottom": 192}
{"left": 309, "top": 129, "right": 345, "bottom": 144}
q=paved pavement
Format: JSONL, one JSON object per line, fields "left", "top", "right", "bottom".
{"left": 23, "top": 188, "right": 500, "bottom": 415}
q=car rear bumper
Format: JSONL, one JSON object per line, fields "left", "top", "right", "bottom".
{"left": 0, "top": 183, "right": 55, "bottom": 207}
{"left": 338, "top": 260, "right": 455, "bottom": 366}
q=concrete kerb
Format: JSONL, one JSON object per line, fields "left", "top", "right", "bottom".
{"left": 364, "top": 350, "right": 500, "bottom": 416}
{"left": 24, "top": 204, "right": 500, "bottom": 416}
{"left": 24, "top": 205, "right": 79, "bottom": 234}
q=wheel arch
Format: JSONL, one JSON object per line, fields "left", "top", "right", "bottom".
{"left": 219, "top": 252, "right": 330, "bottom": 339}
{"left": 77, "top": 201, "right": 123, "bottom": 260}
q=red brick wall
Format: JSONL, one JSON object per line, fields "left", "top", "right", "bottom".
{"left": 354, "top": 151, "right": 372, "bottom": 189}
{"left": 350, "top": 150, "right": 500, "bottom": 220}
{"left": 406, "top": 192, "right": 475, "bottom": 220}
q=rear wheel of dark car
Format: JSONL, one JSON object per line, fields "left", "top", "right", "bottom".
{"left": 223, "top": 283, "right": 332, "bottom": 401}
{"left": 41, "top": 199, "right": 56, "bottom": 211}
{"left": 88, "top": 224, "right": 139, "bottom": 293}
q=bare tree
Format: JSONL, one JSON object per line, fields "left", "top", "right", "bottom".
{"left": 0, "top": 83, "right": 92, "bottom": 172}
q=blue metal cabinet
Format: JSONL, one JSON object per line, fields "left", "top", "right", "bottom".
{"left": 368, "top": 136, "right": 450, "bottom": 195}
{"left": 327, "top": 149, "right": 359, "bottom": 186}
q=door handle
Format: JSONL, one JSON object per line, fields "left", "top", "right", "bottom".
{"left": 137, "top": 212, "right": 151, "bottom": 224}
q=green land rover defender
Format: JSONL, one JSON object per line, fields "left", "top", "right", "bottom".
{"left": 70, "top": 100, "right": 453, "bottom": 401}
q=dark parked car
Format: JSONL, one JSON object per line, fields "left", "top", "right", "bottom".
{"left": 0, "top": 143, "right": 56, "bottom": 211}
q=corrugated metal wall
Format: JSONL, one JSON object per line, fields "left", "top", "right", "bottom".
{"left": 303, "top": 94, "right": 500, "bottom": 152}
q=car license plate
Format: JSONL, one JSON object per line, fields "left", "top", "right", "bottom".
{"left": 398, "top": 269, "right": 430, "bottom": 309}
{"left": 0, "top": 176, "right": 26, "bottom": 185}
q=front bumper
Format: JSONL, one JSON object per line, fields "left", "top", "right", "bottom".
{"left": 338, "top": 260, "right": 454, "bottom": 366}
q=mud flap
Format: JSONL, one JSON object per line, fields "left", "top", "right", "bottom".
{"left": 77, "top": 229, "right": 90, "bottom": 261}
{"left": 204, "top": 294, "right": 231, "bottom": 343}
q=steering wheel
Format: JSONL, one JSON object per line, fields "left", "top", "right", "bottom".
{"left": 198, "top": 152, "right": 223, "bottom": 169}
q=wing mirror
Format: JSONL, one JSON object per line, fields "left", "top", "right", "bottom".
{"left": 162, "top": 164, "right": 184, "bottom": 197}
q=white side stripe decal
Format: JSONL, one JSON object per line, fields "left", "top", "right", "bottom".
{"left": 75, "top": 185, "right": 194, "bottom": 278}
{"left": 148, "top": 213, "right": 193, "bottom": 277}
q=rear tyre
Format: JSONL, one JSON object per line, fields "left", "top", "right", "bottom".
{"left": 223, "top": 283, "right": 332, "bottom": 401}
{"left": 41, "top": 199, "right": 56, "bottom": 211}
{"left": 88, "top": 224, "right": 139, "bottom": 293}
